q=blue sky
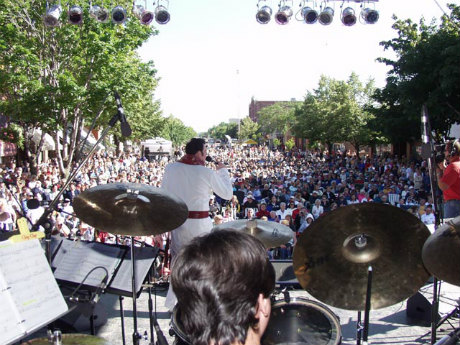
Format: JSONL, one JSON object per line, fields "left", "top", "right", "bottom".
{"left": 138, "top": 0, "right": 452, "bottom": 132}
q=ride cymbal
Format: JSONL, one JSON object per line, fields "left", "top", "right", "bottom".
{"left": 422, "top": 216, "right": 460, "bottom": 286}
{"left": 24, "top": 333, "right": 109, "bottom": 344}
{"left": 293, "top": 203, "right": 430, "bottom": 310}
{"left": 213, "top": 219, "right": 293, "bottom": 248}
{"left": 73, "top": 183, "right": 188, "bottom": 236}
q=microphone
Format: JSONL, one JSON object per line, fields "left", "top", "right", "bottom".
{"left": 114, "top": 91, "right": 132, "bottom": 137}
{"left": 205, "top": 156, "right": 215, "bottom": 163}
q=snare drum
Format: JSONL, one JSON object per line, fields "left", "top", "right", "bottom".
{"left": 262, "top": 297, "right": 342, "bottom": 345}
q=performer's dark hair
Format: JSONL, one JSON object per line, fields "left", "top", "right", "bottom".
{"left": 171, "top": 229, "right": 275, "bottom": 345}
{"left": 185, "top": 138, "right": 206, "bottom": 155}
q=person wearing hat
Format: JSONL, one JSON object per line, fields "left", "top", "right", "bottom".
{"left": 161, "top": 138, "right": 233, "bottom": 311}
{"left": 242, "top": 193, "right": 258, "bottom": 216}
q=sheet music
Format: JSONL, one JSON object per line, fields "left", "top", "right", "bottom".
{"left": 53, "top": 240, "right": 124, "bottom": 288}
{"left": 0, "top": 240, "right": 68, "bottom": 345}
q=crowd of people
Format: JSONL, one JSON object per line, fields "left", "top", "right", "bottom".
{"left": 0, "top": 141, "right": 447, "bottom": 246}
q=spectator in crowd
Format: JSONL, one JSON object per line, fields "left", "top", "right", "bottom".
{"left": 421, "top": 204, "right": 435, "bottom": 233}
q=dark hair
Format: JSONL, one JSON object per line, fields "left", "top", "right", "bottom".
{"left": 171, "top": 230, "right": 275, "bottom": 345}
{"left": 185, "top": 138, "right": 206, "bottom": 155}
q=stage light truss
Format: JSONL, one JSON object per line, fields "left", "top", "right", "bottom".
{"left": 43, "top": 0, "right": 171, "bottom": 26}
{"left": 255, "top": 0, "right": 379, "bottom": 25}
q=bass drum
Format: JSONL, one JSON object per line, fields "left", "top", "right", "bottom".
{"left": 262, "top": 297, "right": 342, "bottom": 345}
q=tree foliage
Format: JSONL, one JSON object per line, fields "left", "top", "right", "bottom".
{"left": 238, "top": 116, "right": 260, "bottom": 141}
{"left": 373, "top": 5, "right": 460, "bottom": 142}
{"left": 0, "top": 0, "right": 163, "bottom": 175}
{"left": 207, "top": 122, "right": 238, "bottom": 140}
{"left": 294, "top": 73, "right": 378, "bottom": 155}
{"left": 160, "top": 116, "right": 196, "bottom": 147}
{"left": 257, "top": 102, "right": 297, "bottom": 137}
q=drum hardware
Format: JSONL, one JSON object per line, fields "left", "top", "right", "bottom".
{"left": 23, "top": 333, "right": 109, "bottom": 344}
{"left": 74, "top": 184, "right": 187, "bottom": 345}
{"left": 213, "top": 219, "right": 294, "bottom": 248}
{"left": 356, "top": 266, "right": 372, "bottom": 345}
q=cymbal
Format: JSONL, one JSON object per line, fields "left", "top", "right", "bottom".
{"left": 73, "top": 183, "right": 188, "bottom": 236}
{"left": 24, "top": 333, "right": 109, "bottom": 344}
{"left": 293, "top": 203, "right": 430, "bottom": 310}
{"left": 422, "top": 216, "right": 460, "bottom": 286}
{"left": 213, "top": 219, "right": 293, "bottom": 248}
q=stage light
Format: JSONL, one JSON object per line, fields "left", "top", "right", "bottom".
{"left": 256, "top": 4, "right": 272, "bottom": 24}
{"left": 43, "top": 4, "right": 62, "bottom": 27}
{"left": 361, "top": 7, "right": 379, "bottom": 24}
{"left": 301, "top": 6, "right": 318, "bottom": 24}
{"left": 155, "top": 5, "right": 170, "bottom": 24}
{"left": 68, "top": 5, "right": 83, "bottom": 24}
{"left": 89, "top": 5, "right": 110, "bottom": 22}
{"left": 275, "top": 4, "right": 293, "bottom": 25}
{"left": 112, "top": 6, "right": 127, "bottom": 24}
{"left": 319, "top": 6, "right": 334, "bottom": 25}
{"left": 133, "top": 4, "right": 154, "bottom": 25}
{"left": 341, "top": 7, "right": 356, "bottom": 26}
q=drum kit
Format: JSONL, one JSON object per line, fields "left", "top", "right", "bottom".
{"left": 26, "top": 181, "right": 459, "bottom": 345}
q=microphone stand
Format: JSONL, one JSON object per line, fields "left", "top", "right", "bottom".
{"left": 32, "top": 110, "right": 129, "bottom": 264}
{"left": 421, "top": 104, "right": 442, "bottom": 344}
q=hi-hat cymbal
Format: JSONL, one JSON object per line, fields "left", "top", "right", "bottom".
{"left": 422, "top": 216, "right": 460, "bottom": 286}
{"left": 293, "top": 203, "right": 430, "bottom": 311}
{"left": 213, "top": 219, "right": 293, "bottom": 248}
{"left": 24, "top": 333, "right": 109, "bottom": 344}
{"left": 73, "top": 183, "right": 188, "bottom": 236}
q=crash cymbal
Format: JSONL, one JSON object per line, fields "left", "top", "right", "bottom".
{"left": 24, "top": 333, "right": 109, "bottom": 344}
{"left": 213, "top": 219, "right": 293, "bottom": 248}
{"left": 293, "top": 203, "right": 430, "bottom": 311}
{"left": 422, "top": 216, "right": 460, "bottom": 286}
{"left": 73, "top": 183, "right": 188, "bottom": 236}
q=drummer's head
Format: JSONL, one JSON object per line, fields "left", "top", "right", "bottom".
{"left": 171, "top": 229, "right": 275, "bottom": 345}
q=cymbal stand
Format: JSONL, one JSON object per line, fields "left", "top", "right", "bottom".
{"left": 357, "top": 266, "right": 373, "bottom": 345}
{"left": 130, "top": 236, "right": 141, "bottom": 345}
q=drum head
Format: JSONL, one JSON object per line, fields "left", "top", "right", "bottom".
{"left": 262, "top": 298, "right": 341, "bottom": 345}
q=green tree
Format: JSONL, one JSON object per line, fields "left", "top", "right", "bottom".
{"left": 374, "top": 5, "right": 460, "bottom": 143}
{"left": 285, "top": 138, "right": 295, "bottom": 151}
{"left": 257, "top": 102, "right": 297, "bottom": 138}
{"left": 207, "top": 122, "right": 238, "bottom": 140}
{"left": 0, "top": 0, "right": 163, "bottom": 175}
{"left": 294, "top": 73, "right": 378, "bottom": 156}
{"left": 238, "top": 116, "right": 260, "bottom": 140}
{"left": 160, "top": 116, "right": 196, "bottom": 147}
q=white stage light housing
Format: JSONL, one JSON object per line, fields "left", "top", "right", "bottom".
{"left": 341, "top": 7, "right": 356, "bottom": 26}
{"left": 112, "top": 6, "right": 127, "bottom": 24}
{"left": 256, "top": 5, "right": 272, "bottom": 24}
{"left": 319, "top": 6, "right": 334, "bottom": 25}
{"left": 90, "top": 5, "right": 110, "bottom": 22}
{"left": 155, "top": 5, "right": 170, "bottom": 24}
{"left": 68, "top": 5, "right": 83, "bottom": 24}
{"left": 301, "top": 6, "right": 318, "bottom": 24}
{"left": 44, "top": 4, "right": 62, "bottom": 27}
{"left": 361, "top": 8, "right": 379, "bottom": 24}
{"left": 133, "top": 4, "right": 154, "bottom": 25}
{"left": 275, "top": 5, "right": 293, "bottom": 25}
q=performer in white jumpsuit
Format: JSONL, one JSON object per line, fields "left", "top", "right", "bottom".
{"left": 161, "top": 138, "right": 233, "bottom": 310}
